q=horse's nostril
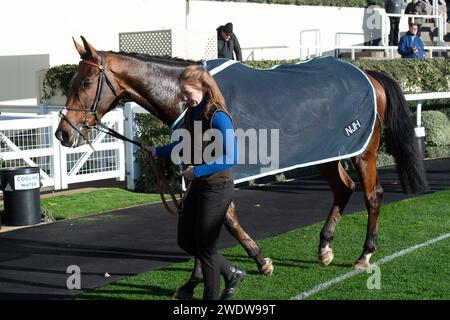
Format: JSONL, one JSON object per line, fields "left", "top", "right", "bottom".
{"left": 55, "top": 130, "right": 70, "bottom": 144}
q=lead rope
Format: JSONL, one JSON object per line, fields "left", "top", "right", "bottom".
{"left": 93, "top": 121, "right": 188, "bottom": 216}
{"left": 144, "top": 149, "right": 180, "bottom": 216}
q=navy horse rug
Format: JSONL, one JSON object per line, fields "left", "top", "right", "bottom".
{"left": 205, "top": 56, "right": 377, "bottom": 183}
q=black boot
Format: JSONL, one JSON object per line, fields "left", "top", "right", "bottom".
{"left": 220, "top": 266, "right": 246, "bottom": 300}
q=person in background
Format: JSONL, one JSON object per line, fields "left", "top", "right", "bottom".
{"left": 446, "top": 0, "right": 450, "bottom": 23}
{"left": 385, "top": 0, "right": 404, "bottom": 45}
{"left": 398, "top": 22, "right": 426, "bottom": 58}
{"left": 216, "top": 22, "right": 243, "bottom": 61}
{"left": 405, "top": 0, "right": 427, "bottom": 35}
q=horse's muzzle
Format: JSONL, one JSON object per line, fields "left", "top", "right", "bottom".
{"left": 55, "top": 128, "right": 86, "bottom": 148}
{"left": 55, "top": 129, "right": 72, "bottom": 147}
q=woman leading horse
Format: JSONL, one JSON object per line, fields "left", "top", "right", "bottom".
{"left": 55, "top": 37, "right": 428, "bottom": 297}
{"left": 160, "top": 64, "right": 246, "bottom": 300}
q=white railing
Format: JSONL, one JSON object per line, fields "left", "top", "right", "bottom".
{"left": 405, "top": 91, "right": 450, "bottom": 135}
{"left": 242, "top": 45, "right": 289, "bottom": 61}
{"left": 335, "top": 32, "right": 365, "bottom": 47}
{"left": 0, "top": 105, "right": 126, "bottom": 190}
{"left": 0, "top": 113, "right": 60, "bottom": 189}
{"left": 335, "top": 45, "right": 450, "bottom": 59}
{"left": 299, "top": 29, "right": 322, "bottom": 59}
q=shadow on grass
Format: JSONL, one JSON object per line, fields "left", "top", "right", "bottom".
{"left": 223, "top": 253, "right": 353, "bottom": 269}
{"left": 76, "top": 282, "right": 176, "bottom": 300}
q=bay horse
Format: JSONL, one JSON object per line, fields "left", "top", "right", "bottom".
{"left": 55, "top": 37, "right": 428, "bottom": 296}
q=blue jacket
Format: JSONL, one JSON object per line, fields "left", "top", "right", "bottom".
{"left": 398, "top": 32, "right": 425, "bottom": 59}
{"left": 155, "top": 99, "right": 238, "bottom": 178}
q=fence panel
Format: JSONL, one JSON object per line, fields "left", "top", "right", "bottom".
{"left": 0, "top": 106, "right": 125, "bottom": 191}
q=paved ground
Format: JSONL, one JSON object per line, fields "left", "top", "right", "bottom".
{"left": 0, "top": 158, "right": 448, "bottom": 299}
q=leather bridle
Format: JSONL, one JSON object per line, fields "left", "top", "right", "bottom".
{"left": 58, "top": 55, "right": 184, "bottom": 216}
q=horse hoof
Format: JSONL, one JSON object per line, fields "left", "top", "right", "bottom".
{"left": 318, "top": 248, "right": 334, "bottom": 267}
{"left": 258, "top": 258, "right": 274, "bottom": 276}
{"left": 352, "top": 260, "right": 370, "bottom": 270}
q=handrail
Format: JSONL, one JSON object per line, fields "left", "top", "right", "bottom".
{"left": 335, "top": 32, "right": 364, "bottom": 47}
{"left": 335, "top": 44, "right": 450, "bottom": 59}
{"left": 404, "top": 91, "right": 450, "bottom": 134}
{"left": 299, "top": 29, "right": 321, "bottom": 59}
{"left": 241, "top": 45, "right": 289, "bottom": 61}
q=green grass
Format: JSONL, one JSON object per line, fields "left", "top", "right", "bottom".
{"left": 1, "top": 188, "right": 165, "bottom": 221}
{"left": 41, "top": 188, "right": 166, "bottom": 220}
{"left": 75, "top": 189, "right": 450, "bottom": 300}
{"left": 312, "top": 238, "right": 450, "bottom": 300}
{"left": 0, "top": 188, "right": 169, "bottom": 220}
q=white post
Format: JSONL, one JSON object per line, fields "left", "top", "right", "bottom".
{"left": 50, "top": 111, "right": 62, "bottom": 190}
{"left": 414, "top": 102, "right": 426, "bottom": 159}
{"left": 185, "top": 0, "right": 189, "bottom": 30}
{"left": 416, "top": 102, "right": 422, "bottom": 127}
{"left": 381, "top": 13, "right": 387, "bottom": 46}
{"left": 116, "top": 108, "right": 126, "bottom": 182}
{"left": 124, "top": 102, "right": 139, "bottom": 190}
{"left": 60, "top": 146, "right": 68, "bottom": 190}
{"left": 439, "top": 15, "right": 444, "bottom": 42}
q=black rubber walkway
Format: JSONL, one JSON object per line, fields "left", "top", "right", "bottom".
{"left": 0, "top": 158, "right": 449, "bottom": 299}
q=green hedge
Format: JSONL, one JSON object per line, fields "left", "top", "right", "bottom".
{"left": 214, "top": 1, "right": 384, "bottom": 8}
{"left": 45, "top": 57, "right": 450, "bottom": 98}
{"left": 247, "top": 58, "right": 450, "bottom": 94}
{"left": 133, "top": 113, "right": 181, "bottom": 193}
{"left": 421, "top": 111, "right": 450, "bottom": 147}
{"left": 42, "top": 64, "right": 78, "bottom": 101}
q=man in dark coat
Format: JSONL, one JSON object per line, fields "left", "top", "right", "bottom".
{"left": 385, "top": 0, "right": 404, "bottom": 45}
{"left": 405, "top": 0, "right": 427, "bottom": 35}
{"left": 216, "top": 22, "right": 242, "bottom": 61}
{"left": 446, "top": 0, "right": 450, "bottom": 23}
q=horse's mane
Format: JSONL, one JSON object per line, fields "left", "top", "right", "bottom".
{"left": 107, "top": 51, "right": 199, "bottom": 66}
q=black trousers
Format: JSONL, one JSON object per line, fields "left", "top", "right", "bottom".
{"left": 178, "top": 180, "right": 234, "bottom": 300}
{"left": 389, "top": 17, "right": 400, "bottom": 46}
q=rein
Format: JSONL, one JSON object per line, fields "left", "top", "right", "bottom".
{"left": 59, "top": 56, "right": 186, "bottom": 216}
{"left": 95, "top": 121, "right": 184, "bottom": 216}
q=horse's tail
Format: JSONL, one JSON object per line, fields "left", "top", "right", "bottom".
{"left": 365, "top": 70, "right": 428, "bottom": 194}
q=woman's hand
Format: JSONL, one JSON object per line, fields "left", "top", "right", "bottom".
{"left": 181, "top": 165, "right": 196, "bottom": 181}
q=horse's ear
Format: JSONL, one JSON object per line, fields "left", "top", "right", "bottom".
{"left": 73, "top": 37, "right": 87, "bottom": 58}
{"left": 80, "top": 36, "right": 100, "bottom": 63}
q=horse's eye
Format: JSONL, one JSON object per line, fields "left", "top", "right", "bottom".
{"left": 82, "top": 80, "right": 93, "bottom": 88}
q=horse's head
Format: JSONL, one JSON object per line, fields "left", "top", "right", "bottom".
{"left": 55, "top": 37, "right": 120, "bottom": 147}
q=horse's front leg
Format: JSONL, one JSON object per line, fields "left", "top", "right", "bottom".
{"left": 224, "top": 201, "right": 273, "bottom": 275}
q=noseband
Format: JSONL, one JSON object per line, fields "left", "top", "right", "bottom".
{"left": 58, "top": 55, "right": 118, "bottom": 146}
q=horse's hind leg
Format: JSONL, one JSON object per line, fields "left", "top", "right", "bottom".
{"left": 173, "top": 257, "right": 203, "bottom": 300}
{"left": 223, "top": 202, "right": 273, "bottom": 275}
{"left": 351, "top": 153, "right": 383, "bottom": 270}
{"left": 317, "top": 161, "right": 355, "bottom": 266}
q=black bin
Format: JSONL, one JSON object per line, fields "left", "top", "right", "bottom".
{"left": 0, "top": 167, "right": 41, "bottom": 226}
